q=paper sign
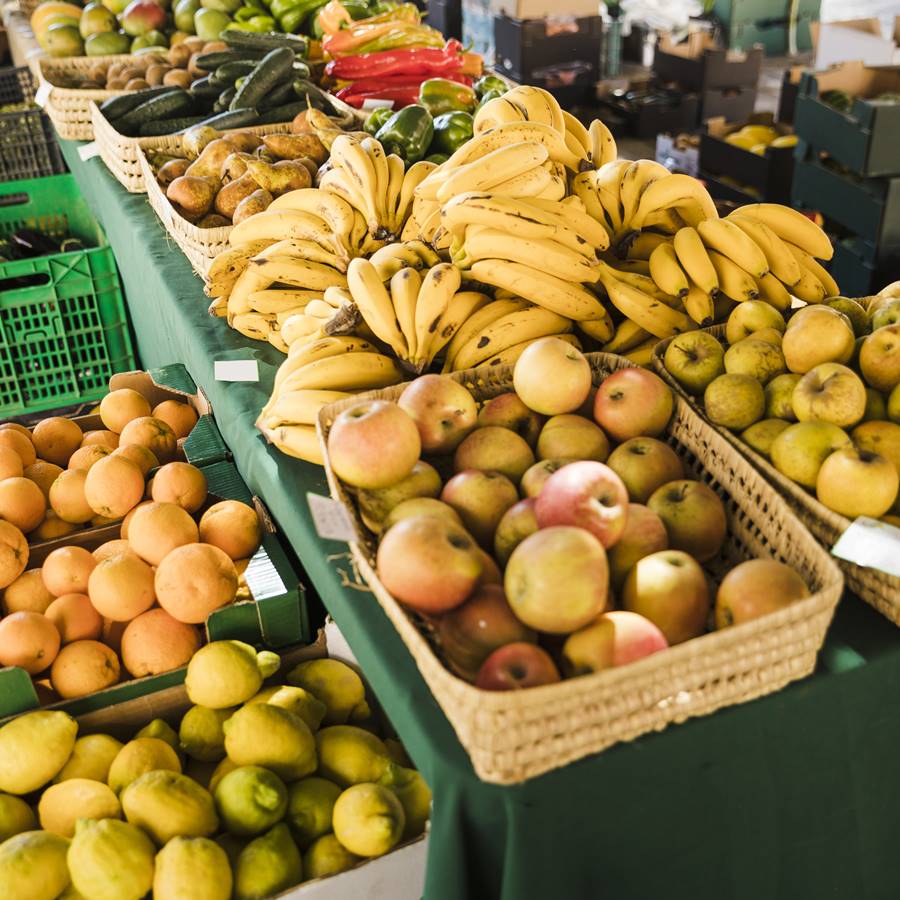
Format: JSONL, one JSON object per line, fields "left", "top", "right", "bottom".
{"left": 361, "top": 98, "right": 394, "bottom": 110}
{"left": 78, "top": 142, "right": 100, "bottom": 162}
{"left": 35, "top": 82, "right": 52, "bottom": 108}
{"left": 214, "top": 359, "right": 259, "bottom": 382}
{"left": 308, "top": 493, "right": 357, "bottom": 542}
{"left": 831, "top": 517, "right": 900, "bottom": 577}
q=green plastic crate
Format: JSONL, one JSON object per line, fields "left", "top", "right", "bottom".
{"left": 0, "top": 174, "right": 135, "bottom": 417}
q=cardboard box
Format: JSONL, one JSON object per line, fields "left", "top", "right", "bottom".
{"left": 654, "top": 32, "right": 763, "bottom": 91}
{"left": 489, "top": 0, "right": 598, "bottom": 20}
{"left": 656, "top": 133, "right": 700, "bottom": 177}
{"left": 700, "top": 85, "right": 757, "bottom": 123}
{"left": 793, "top": 61, "right": 900, "bottom": 177}
{"left": 812, "top": 18, "right": 900, "bottom": 70}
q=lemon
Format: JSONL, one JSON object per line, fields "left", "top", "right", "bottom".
{"left": 303, "top": 833, "right": 361, "bottom": 879}
{"left": 315, "top": 725, "right": 391, "bottom": 786}
{"left": 38, "top": 779, "right": 121, "bottom": 837}
{"left": 750, "top": 143, "right": 768, "bottom": 156}
{"left": 223, "top": 704, "right": 317, "bottom": 782}
{"left": 135, "top": 718, "right": 179, "bottom": 751}
{"left": 0, "top": 794, "right": 36, "bottom": 842}
{"left": 0, "top": 711, "right": 77, "bottom": 795}
{"left": 286, "top": 659, "right": 368, "bottom": 725}
{"left": 179, "top": 706, "right": 235, "bottom": 762}
{"left": 724, "top": 133, "right": 757, "bottom": 150}
{"left": 0, "top": 830, "right": 70, "bottom": 899}
{"left": 247, "top": 686, "right": 327, "bottom": 732}
{"left": 332, "top": 783, "right": 405, "bottom": 857}
{"left": 286, "top": 776, "right": 341, "bottom": 848}
{"left": 107, "top": 737, "right": 181, "bottom": 795}
{"left": 68, "top": 818, "right": 155, "bottom": 900}
{"left": 233, "top": 822, "right": 302, "bottom": 900}
{"left": 215, "top": 765, "right": 288, "bottom": 837}
{"left": 770, "top": 134, "right": 798, "bottom": 149}
{"left": 121, "top": 770, "right": 219, "bottom": 845}
{"left": 208, "top": 756, "right": 239, "bottom": 794}
{"left": 53, "top": 735, "right": 123, "bottom": 784}
{"left": 738, "top": 125, "right": 777, "bottom": 144}
{"left": 185, "top": 641, "right": 280, "bottom": 709}
{"left": 379, "top": 765, "right": 431, "bottom": 839}
{"left": 153, "top": 836, "right": 233, "bottom": 900}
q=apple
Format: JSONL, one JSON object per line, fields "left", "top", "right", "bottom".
{"left": 513, "top": 337, "right": 592, "bottom": 416}
{"left": 475, "top": 548, "right": 503, "bottom": 586}
{"left": 889, "top": 384, "right": 900, "bottom": 423}
{"left": 441, "top": 470, "right": 519, "bottom": 548}
{"left": 505, "top": 526, "right": 609, "bottom": 633}
{"left": 453, "top": 426, "right": 535, "bottom": 482}
{"left": 561, "top": 610, "right": 668, "bottom": 675}
{"left": 607, "top": 503, "right": 669, "bottom": 589}
{"left": 594, "top": 368, "right": 673, "bottom": 441}
{"left": 382, "top": 497, "right": 463, "bottom": 532}
{"left": 328, "top": 400, "right": 420, "bottom": 490}
{"left": 723, "top": 337, "right": 786, "bottom": 384}
{"left": 605, "top": 437, "right": 684, "bottom": 505}
{"left": 816, "top": 447, "right": 899, "bottom": 518}
{"left": 535, "top": 415, "right": 609, "bottom": 463}
{"left": 859, "top": 325, "right": 900, "bottom": 393}
{"left": 357, "top": 461, "right": 442, "bottom": 533}
{"left": 764, "top": 373, "right": 802, "bottom": 420}
{"left": 751, "top": 327, "right": 785, "bottom": 347}
{"left": 494, "top": 498, "right": 538, "bottom": 567}
{"left": 872, "top": 299, "right": 900, "bottom": 331}
{"left": 437, "top": 585, "right": 537, "bottom": 681}
{"left": 647, "top": 479, "right": 727, "bottom": 562}
{"left": 782, "top": 306, "right": 855, "bottom": 373}
{"left": 520, "top": 459, "right": 569, "bottom": 498}
{"left": 534, "top": 460, "right": 629, "bottom": 548}
{"left": 663, "top": 331, "right": 725, "bottom": 396}
{"left": 398, "top": 374, "right": 477, "bottom": 454}
{"left": 725, "top": 300, "right": 786, "bottom": 346}
{"left": 791, "top": 362, "right": 866, "bottom": 428}
{"left": 622, "top": 550, "right": 710, "bottom": 645}
{"left": 475, "top": 642, "right": 561, "bottom": 691}
{"left": 741, "top": 418, "right": 790, "bottom": 458}
{"left": 863, "top": 388, "right": 888, "bottom": 422}
{"left": 704, "top": 373, "right": 765, "bottom": 431}
{"left": 715, "top": 559, "right": 810, "bottom": 629}
{"left": 769, "top": 421, "right": 851, "bottom": 488}
{"left": 376, "top": 515, "right": 483, "bottom": 613}
{"left": 826, "top": 297, "right": 870, "bottom": 337}
{"left": 477, "top": 393, "right": 544, "bottom": 447}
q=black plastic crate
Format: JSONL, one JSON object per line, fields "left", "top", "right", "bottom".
{"left": 653, "top": 38, "right": 763, "bottom": 92}
{"left": 700, "top": 86, "right": 756, "bottom": 123}
{"left": 0, "top": 66, "right": 33, "bottom": 105}
{"left": 426, "top": 0, "right": 462, "bottom": 41}
{"left": 600, "top": 85, "right": 700, "bottom": 139}
{"left": 830, "top": 238, "right": 900, "bottom": 296}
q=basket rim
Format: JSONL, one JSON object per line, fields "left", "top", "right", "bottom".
{"left": 38, "top": 54, "right": 137, "bottom": 98}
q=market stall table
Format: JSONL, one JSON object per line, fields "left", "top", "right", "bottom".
{"left": 58, "top": 139, "right": 900, "bottom": 900}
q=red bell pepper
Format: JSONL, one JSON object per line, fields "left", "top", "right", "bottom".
{"left": 326, "top": 40, "right": 465, "bottom": 81}
{"left": 336, "top": 84, "right": 423, "bottom": 108}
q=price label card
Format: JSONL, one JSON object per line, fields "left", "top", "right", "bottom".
{"left": 308, "top": 493, "right": 357, "bottom": 542}
{"left": 214, "top": 359, "right": 259, "bottom": 382}
{"left": 35, "top": 82, "right": 52, "bottom": 108}
{"left": 832, "top": 517, "right": 900, "bottom": 578}
{"left": 78, "top": 142, "right": 100, "bottom": 162}
{"left": 361, "top": 98, "right": 394, "bottom": 110}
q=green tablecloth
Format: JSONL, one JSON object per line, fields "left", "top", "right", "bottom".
{"left": 60, "top": 141, "right": 900, "bottom": 900}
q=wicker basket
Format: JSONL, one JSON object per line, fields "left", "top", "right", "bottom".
{"left": 653, "top": 325, "right": 900, "bottom": 625}
{"left": 18, "top": 0, "right": 44, "bottom": 19}
{"left": 317, "top": 353, "right": 844, "bottom": 784}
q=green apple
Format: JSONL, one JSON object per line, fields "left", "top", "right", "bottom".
{"left": 662, "top": 331, "right": 725, "bottom": 396}
{"left": 725, "top": 300, "right": 786, "bottom": 346}
{"left": 741, "top": 418, "right": 791, "bottom": 458}
{"left": 704, "top": 373, "right": 765, "bottom": 431}
{"left": 769, "top": 421, "right": 851, "bottom": 488}
{"left": 724, "top": 337, "right": 786, "bottom": 384}
{"left": 764, "top": 373, "right": 801, "bottom": 420}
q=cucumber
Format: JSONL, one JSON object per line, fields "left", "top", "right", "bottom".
{"left": 189, "top": 107, "right": 260, "bottom": 131}
{"left": 230, "top": 47, "right": 295, "bottom": 112}
{"left": 99, "top": 86, "right": 180, "bottom": 122}
{"left": 139, "top": 116, "right": 205, "bottom": 136}
{"left": 194, "top": 50, "right": 266, "bottom": 70}
{"left": 189, "top": 76, "right": 221, "bottom": 98}
{"left": 113, "top": 90, "right": 195, "bottom": 136}
{"left": 257, "top": 77, "right": 295, "bottom": 111}
{"left": 215, "top": 61, "right": 257, "bottom": 83}
{"left": 221, "top": 29, "right": 308, "bottom": 55}
{"left": 213, "top": 86, "right": 237, "bottom": 114}
{"left": 254, "top": 100, "right": 307, "bottom": 124}
{"left": 291, "top": 60, "right": 311, "bottom": 80}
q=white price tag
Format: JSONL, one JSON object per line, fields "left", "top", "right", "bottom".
{"left": 361, "top": 98, "right": 394, "bottom": 110}
{"left": 214, "top": 359, "right": 259, "bottom": 382}
{"left": 308, "top": 493, "right": 357, "bottom": 542}
{"left": 34, "top": 82, "right": 52, "bottom": 108}
{"left": 832, "top": 517, "right": 900, "bottom": 578}
{"left": 78, "top": 142, "right": 100, "bottom": 162}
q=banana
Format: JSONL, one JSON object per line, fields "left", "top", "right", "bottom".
{"left": 205, "top": 241, "right": 273, "bottom": 297}
{"left": 414, "top": 263, "right": 462, "bottom": 364}
{"left": 304, "top": 299, "right": 340, "bottom": 320}
{"left": 562, "top": 110, "right": 591, "bottom": 155}
{"left": 781, "top": 256, "right": 826, "bottom": 303}
{"left": 573, "top": 309, "right": 614, "bottom": 343}
{"left": 642, "top": 207, "right": 688, "bottom": 234}
{"left": 474, "top": 95, "right": 530, "bottom": 134}
{"left": 229, "top": 210, "right": 340, "bottom": 254}
{"left": 395, "top": 160, "right": 437, "bottom": 231}
{"left": 450, "top": 305, "right": 572, "bottom": 371}
{"left": 649, "top": 242, "right": 690, "bottom": 297}
{"left": 784, "top": 243, "right": 840, "bottom": 297}
{"left": 267, "top": 189, "right": 355, "bottom": 251}
{"left": 322, "top": 286, "right": 355, "bottom": 309}
{"left": 232, "top": 311, "right": 274, "bottom": 342}
{"left": 619, "top": 159, "right": 671, "bottom": 230}
{"left": 570, "top": 171, "right": 610, "bottom": 233}
{"left": 418, "top": 205, "right": 443, "bottom": 243}
{"left": 384, "top": 153, "right": 406, "bottom": 234}
{"left": 599, "top": 266, "right": 680, "bottom": 306}
{"left": 485, "top": 162, "right": 553, "bottom": 200}
{"left": 626, "top": 232, "right": 669, "bottom": 260}
{"left": 268, "top": 330, "right": 289, "bottom": 354}
{"left": 526, "top": 198, "right": 611, "bottom": 252}
{"left": 442, "top": 298, "right": 531, "bottom": 371}
{"left": 390, "top": 267, "right": 421, "bottom": 361}
{"left": 258, "top": 423, "right": 323, "bottom": 465}
{"left": 621, "top": 337, "right": 659, "bottom": 366}
{"left": 589, "top": 118, "right": 617, "bottom": 167}
{"left": 277, "top": 336, "right": 378, "bottom": 390}
{"left": 697, "top": 218, "right": 768, "bottom": 279}
{"left": 249, "top": 289, "right": 322, "bottom": 314}
{"left": 278, "top": 351, "right": 405, "bottom": 394}
{"left": 280, "top": 315, "right": 323, "bottom": 346}
{"left": 707, "top": 250, "right": 759, "bottom": 302}
{"left": 607, "top": 259, "right": 651, "bottom": 276}
{"left": 727, "top": 215, "right": 802, "bottom": 286}
{"left": 226, "top": 265, "right": 273, "bottom": 317}
{"left": 361, "top": 136, "right": 390, "bottom": 229}
{"left": 476, "top": 332, "right": 582, "bottom": 371}
{"left": 260, "top": 390, "right": 354, "bottom": 428}
{"left": 629, "top": 174, "right": 718, "bottom": 231}
{"left": 732, "top": 203, "right": 832, "bottom": 260}
{"left": 469, "top": 259, "right": 606, "bottom": 321}
{"left": 346, "top": 258, "right": 408, "bottom": 357}
{"left": 253, "top": 238, "right": 347, "bottom": 272}
{"left": 756, "top": 271, "right": 792, "bottom": 311}
{"left": 682, "top": 284, "right": 716, "bottom": 325}
{"left": 593, "top": 160, "right": 631, "bottom": 233}
{"left": 249, "top": 256, "right": 348, "bottom": 292}
{"left": 320, "top": 167, "right": 374, "bottom": 233}
{"left": 330, "top": 135, "right": 380, "bottom": 233}
{"left": 504, "top": 85, "right": 566, "bottom": 135}
{"left": 673, "top": 227, "right": 719, "bottom": 297}
{"left": 598, "top": 269, "right": 694, "bottom": 338}
{"left": 427, "top": 290, "right": 491, "bottom": 363}
{"left": 405, "top": 239, "right": 441, "bottom": 267}
{"left": 208, "top": 296, "right": 227, "bottom": 318}
{"left": 369, "top": 242, "right": 425, "bottom": 281}
{"left": 600, "top": 317, "right": 649, "bottom": 352}
{"left": 349, "top": 208, "right": 368, "bottom": 252}
{"left": 436, "top": 142, "right": 550, "bottom": 203}
{"left": 441, "top": 192, "right": 559, "bottom": 241}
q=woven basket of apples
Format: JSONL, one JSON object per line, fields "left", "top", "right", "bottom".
{"left": 316, "top": 340, "right": 843, "bottom": 784}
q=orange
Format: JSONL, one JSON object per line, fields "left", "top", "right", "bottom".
{"left": 155, "top": 543, "right": 237, "bottom": 624}
{"left": 120, "top": 608, "right": 201, "bottom": 677}
{"left": 23, "top": 461, "right": 64, "bottom": 500}
{"left": 112, "top": 444, "right": 158, "bottom": 477}
{"left": 67, "top": 444, "right": 111, "bottom": 472}
{"left": 99, "top": 388, "right": 152, "bottom": 434}
{"left": 42, "top": 546, "right": 97, "bottom": 596}
{"left": 80, "top": 430, "right": 119, "bottom": 451}
{"left": 120, "top": 500, "right": 153, "bottom": 539}
{"left": 88, "top": 552, "right": 156, "bottom": 621}
{"left": 0, "top": 520, "right": 28, "bottom": 588}
{"left": 50, "top": 640, "right": 120, "bottom": 698}
{"left": 93, "top": 539, "right": 135, "bottom": 562}
{"left": 198, "top": 500, "right": 262, "bottom": 561}
{"left": 84, "top": 455, "right": 145, "bottom": 519}
{"left": 0, "top": 429, "right": 36, "bottom": 467}
{"left": 30, "top": 514, "right": 79, "bottom": 543}
{"left": 126, "top": 502, "right": 198, "bottom": 566}
{"left": 49, "top": 469, "right": 94, "bottom": 524}
{"left": 0, "top": 446, "right": 23, "bottom": 481}
{"left": 46, "top": 593, "right": 103, "bottom": 643}
{"left": 118, "top": 416, "right": 177, "bottom": 464}
{"left": 0, "top": 611, "right": 60, "bottom": 674}
{"left": 31, "top": 417, "right": 83, "bottom": 467}
{"left": 150, "top": 462, "right": 207, "bottom": 514}
{"left": 152, "top": 400, "right": 198, "bottom": 439}
{"left": 0, "top": 476, "right": 46, "bottom": 533}
{"left": 0, "top": 423, "right": 30, "bottom": 437}
{"left": 2, "top": 569, "right": 54, "bottom": 614}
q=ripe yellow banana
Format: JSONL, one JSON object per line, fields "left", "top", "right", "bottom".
{"left": 404, "top": 240, "right": 441, "bottom": 268}
{"left": 784, "top": 242, "right": 840, "bottom": 297}
{"left": 330, "top": 135, "right": 380, "bottom": 234}
{"left": 649, "top": 242, "right": 690, "bottom": 297}
{"left": 208, "top": 297, "right": 227, "bottom": 317}
{"left": 782, "top": 258, "right": 826, "bottom": 303}
{"left": 260, "top": 390, "right": 355, "bottom": 428}
{"left": 258, "top": 423, "right": 323, "bottom": 465}
{"left": 346, "top": 258, "right": 408, "bottom": 358}
{"left": 248, "top": 289, "right": 321, "bottom": 315}
{"left": 593, "top": 161, "right": 631, "bottom": 233}
{"left": 384, "top": 153, "right": 406, "bottom": 234}
{"left": 369, "top": 242, "right": 425, "bottom": 281}
{"left": 619, "top": 159, "right": 671, "bottom": 229}
{"left": 229, "top": 210, "right": 340, "bottom": 254}
{"left": 441, "top": 192, "right": 558, "bottom": 241}
{"left": 673, "top": 227, "right": 719, "bottom": 296}
{"left": 226, "top": 265, "right": 273, "bottom": 317}
{"left": 682, "top": 284, "right": 716, "bottom": 325}
{"left": 756, "top": 271, "right": 792, "bottom": 311}
{"left": 253, "top": 238, "right": 347, "bottom": 273}
{"left": 414, "top": 263, "right": 462, "bottom": 364}
{"left": 621, "top": 337, "right": 659, "bottom": 366}
{"left": 267, "top": 189, "right": 355, "bottom": 251}
{"left": 629, "top": 174, "right": 718, "bottom": 232}
{"left": 361, "top": 136, "right": 390, "bottom": 228}
{"left": 473, "top": 95, "right": 530, "bottom": 134}
{"left": 707, "top": 250, "right": 759, "bottom": 302}
{"left": 205, "top": 240, "right": 273, "bottom": 297}
{"left": 442, "top": 298, "right": 530, "bottom": 371}
{"left": 436, "top": 142, "right": 551, "bottom": 203}
{"left": 250, "top": 256, "right": 348, "bottom": 292}
{"left": 427, "top": 290, "right": 491, "bottom": 363}
{"left": 319, "top": 167, "right": 375, "bottom": 234}
{"left": 697, "top": 218, "right": 768, "bottom": 279}
{"left": 526, "top": 198, "right": 611, "bottom": 252}
{"left": 589, "top": 118, "right": 617, "bottom": 167}
{"left": 732, "top": 203, "right": 832, "bottom": 261}
{"left": 598, "top": 264, "right": 680, "bottom": 306}
{"left": 627, "top": 232, "right": 669, "bottom": 260}
{"left": 727, "top": 215, "right": 801, "bottom": 286}
{"left": 562, "top": 110, "right": 592, "bottom": 155}
{"left": 268, "top": 330, "right": 289, "bottom": 354}
{"left": 277, "top": 335, "right": 377, "bottom": 390}
{"left": 476, "top": 332, "right": 582, "bottom": 371}
{"left": 599, "top": 317, "right": 649, "bottom": 352}
{"left": 504, "top": 85, "right": 566, "bottom": 136}
{"left": 390, "top": 267, "right": 421, "bottom": 361}
{"left": 485, "top": 162, "right": 554, "bottom": 200}
{"left": 573, "top": 309, "right": 614, "bottom": 343}
{"left": 642, "top": 208, "right": 688, "bottom": 234}
{"left": 279, "top": 315, "right": 323, "bottom": 346}
{"left": 278, "top": 351, "right": 405, "bottom": 394}
{"left": 598, "top": 270, "right": 694, "bottom": 338}
{"left": 232, "top": 311, "right": 275, "bottom": 341}
{"left": 395, "top": 160, "right": 437, "bottom": 231}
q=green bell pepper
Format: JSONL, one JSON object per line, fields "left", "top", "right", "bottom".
{"left": 234, "top": 6, "right": 260, "bottom": 20}
{"left": 375, "top": 104, "right": 434, "bottom": 165}
{"left": 364, "top": 106, "right": 394, "bottom": 135}
{"left": 425, "top": 153, "right": 449, "bottom": 165}
{"left": 474, "top": 74, "right": 508, "bottom": 98}
{"left": 429, "top": 110, "right": 472, "bottom": 156}
{"left": 476, "top": 88, "right": 503, "bottom": 111}
{"left": 418, "top": 78, "right": 477, "bottom": 116}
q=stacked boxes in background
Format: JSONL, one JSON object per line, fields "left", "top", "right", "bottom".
{"left": 791, "top": 62, "right": 900, "bottom": 294}
{"left": 711, "top": 0, "right": 819, "bottom": 54}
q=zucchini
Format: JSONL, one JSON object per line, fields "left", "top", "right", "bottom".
{"left": 113, "top": 89, "right": 195, "bottom": 136}
{"left": 189, "top": 107, "right": 260, "bottom": 131}
{"left": 254, "top": 100, "right": 307, "bottom": 124}
{"left": 194, "top": 49, "right": 265, "bottom": 70}
{"left": 215, "top": 61, "right": 258, "bottom": 83}
{"left": 291, "top": 60, "right": 311, "bottom": 80}
{"left": 221, "top": 29, "right": 308, "bottom": 55}
{"left": 99, "top": 86, "right": 180, "bottom": 122}
{"left": 230, "top": 47, "right": 295, "bottom": 112}
{"left": 189, "top": 76, "right": 221, "bottom": 98}
{"left": 139, "top": 116, "right": 205, "bottom": 136}
{"left": 257, "top": 77, "right": 295, "bottom": 111}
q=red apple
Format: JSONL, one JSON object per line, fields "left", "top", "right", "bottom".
{"left": 475, "top": 642, "right": 561, "bottom": 691}
{"left": 376, "top": 515, "right": 482, "bottom": 613}
{"left": 534, "top": 460, "right": 629, "bottom": 548}
{"left": 441, "top": 470, "right": 519, "bottom": 548}
{"left": 561, "top": 610, "right": 668, "bottom": 675}
{"left": 398, "top": 374, "right": 478, "bottom": 454}
{"left": 622, "top": 549, "right": 710, "bottom": 644}
{"left": 493, "top": 498, "right": 538, "bottom": 567}
{"left": 477, "top": 393, "right": 544, "bottom": 447}
{"left": 437, "top": 584, "right": 537, "bottom": 681}
{"left": 505, "top": 526, "right": 609, "bottom": 633}
{"left": 453, "top": 426, "right": 535, "bottom": 482}
{"left": 520, "top": 459, "right": 569, "bottom": 498}
{"left": 593, "top": 368, "right": 674, "bottom": 442}
{"left": 607, "top": 503, "right": 669, "bottom": 590}
{"left": 605, "top": 437, "right": 685, "bottom": 503}
{"left": 647, "top": 479, "right": 727, "bottom": 562}
{"left": 328, "top": 400, "right": 420, "bottom": 490}
{"left": 715, "top": 559, "right": 810, "bottom": 629}
{"left": 513, "top": 337, "right": 592, "bottom": 415}
{"left": 475, "top": 548, "right": 502, "bottom": 586}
